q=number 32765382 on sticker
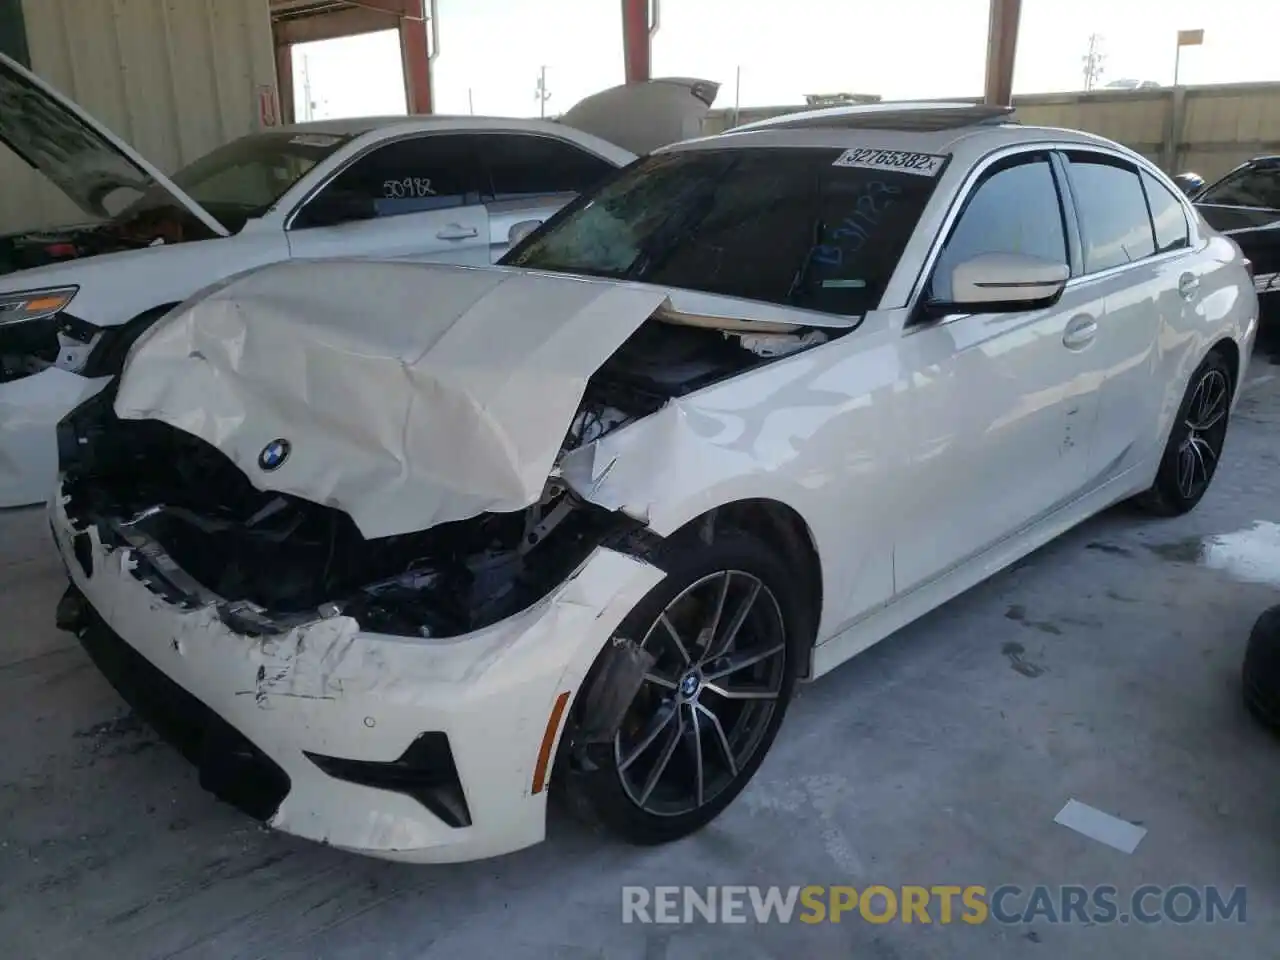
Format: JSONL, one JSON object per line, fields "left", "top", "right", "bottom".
{"left": 832, "top": 148, "right": 946, "bottom": 177}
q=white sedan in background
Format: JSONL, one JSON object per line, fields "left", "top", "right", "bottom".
{"left": 52, "top": 103, "right": 1256, "bottom": 863}
{"left": 0, "top": 51, "right": 716, "bottom": 505}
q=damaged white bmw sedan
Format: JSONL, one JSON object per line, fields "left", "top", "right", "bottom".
{"left": 51, "top": 104, "right": 1257, "bottom": 862}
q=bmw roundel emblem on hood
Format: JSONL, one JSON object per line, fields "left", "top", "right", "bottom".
{"left": 258, "top": 438, "right": 291, "bottom": 472}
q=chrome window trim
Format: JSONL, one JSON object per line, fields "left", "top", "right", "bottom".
{"left": 903, "top": 140, "right": 1203, "bottom": 316}
{"left": 901, "top": 139, "right": 1068, "bottom": 317}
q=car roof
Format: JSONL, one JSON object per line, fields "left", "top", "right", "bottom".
{"left": 665, "top": 101, "right": 1141, "bottom": 166}
{"left": 730, "top": 102, "right": 1015, "bottom": 133}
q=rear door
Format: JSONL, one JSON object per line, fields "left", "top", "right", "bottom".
{"left": 286, "top": 134, "right": 490, "bottom": 266}
{"left": 1060, "top": 152, "right": 1182, "bottom": 482}
{"left": 471, "top": 132, "right": 621, "bottom": 259}
{"left": 896, "top": 151, "right": 1101, "bottom": 592}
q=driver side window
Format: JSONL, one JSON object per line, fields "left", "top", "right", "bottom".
{"left": 930, "top": 156, "right": 1068, "bottom": 301}
{"left": 294, "top": 135, "right": 483, "bottom": 229}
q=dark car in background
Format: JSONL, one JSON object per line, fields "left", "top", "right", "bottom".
{"left": 1191, "top": 156, "right": 1280, "bottom": 326}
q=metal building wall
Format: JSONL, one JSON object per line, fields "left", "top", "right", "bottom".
{"left": 706, "top": 83, "right": 1280, "bottom": 183}
{"left": 1, "top": 0, "right": 278, "bottom": 233}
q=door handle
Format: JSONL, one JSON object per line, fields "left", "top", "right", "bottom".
{"left": 1178, "top": 272, "right": 1200, "bottom": 300}
{"left": 436, "top": 224, "right": 479, "bottom": 241}
{"left": 1062, "top": 314, "right": 1097, "bottom": 350}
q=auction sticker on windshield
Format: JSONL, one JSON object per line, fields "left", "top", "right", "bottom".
{"left": 832, "top": 148, "right": 946, "bottom": 176}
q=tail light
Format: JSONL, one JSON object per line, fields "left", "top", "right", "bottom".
{"left": 1243, "top": 257, "right": 1253, "bottom": 278}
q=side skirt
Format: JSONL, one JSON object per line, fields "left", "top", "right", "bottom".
{"left": 809, "top": 460, "right": 1152, "bottom": 680}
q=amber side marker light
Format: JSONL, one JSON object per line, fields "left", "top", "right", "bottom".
{"left": 532, "top": 691, "right": 571, "bottom": 795}
{"left": 25, "top": 295, "right": 71, "bottom": 312}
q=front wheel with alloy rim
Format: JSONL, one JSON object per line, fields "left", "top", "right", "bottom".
{"left": 562, "top": 531, "right": 809, "bottom": 845}
{"left": 1134, "top": 349, "right": 1234, "bottom": 516}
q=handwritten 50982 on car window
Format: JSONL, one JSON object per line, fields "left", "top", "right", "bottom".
{"left": 383, "top": 178, "right": 437, "bottom": 199}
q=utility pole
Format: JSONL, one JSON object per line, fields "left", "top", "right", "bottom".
{"left": 1082, "top": 33, "right": 1105, "bottom": 91}
{"left": 733, "top": 66, "right": 741, "bottom": 128}
{"left": 301, "top": 51, "right": 315, "bottom": 121}
{"left": 534, "top": 65, "right": 551, "bottom": 118}
{"left": 468, "top": 87, "right": 475, "bottom": 115}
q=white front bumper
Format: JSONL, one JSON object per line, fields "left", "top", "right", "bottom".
{"left": 0, "top": 368, "right": 109, "bottom": 507}
{"left": 51, "top": 491, "right": 664, "bottom": 863}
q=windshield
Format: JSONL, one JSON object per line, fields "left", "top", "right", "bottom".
{"left": 148, "top": 131, "right": 352, "bottom": 232}
{"left": 1198, "top": 164, "right": 1280, "bottom": 211}
{"left": 503, "top": 147, "right": 944, "bottom": 316}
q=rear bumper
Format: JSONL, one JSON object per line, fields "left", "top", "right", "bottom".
{"left": 50, "top": 489, "right": 664, "bottom": 862}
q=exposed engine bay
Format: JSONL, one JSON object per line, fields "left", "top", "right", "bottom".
{"left": 0, "top": 208, "right": 210, "bottom": 277}
{"left": 0, "top": 209, "right": 215, "bottom": 384}
{"left": 58, "top": 316, "right": 829, "bottom": 639}
{"left": 0, "top": 304, "right": 145, "bottom": 387}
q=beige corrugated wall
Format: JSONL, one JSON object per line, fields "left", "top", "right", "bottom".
{"left": 1, "top": 0, "right": 277, "bottom": 233}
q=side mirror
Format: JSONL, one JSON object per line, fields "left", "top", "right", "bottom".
{"left": 508, "top": 219, "right": 543, "bottom": 246}
{"left": 927, "top": 252, "right": 1069, "bottom": 316}
{"left": 1172, "top": 172, "right": 1206, "bottom": 198}
{"left": 297, "top": 190, "right": 377, "bottom": 229}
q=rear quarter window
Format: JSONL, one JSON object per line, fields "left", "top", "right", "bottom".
{"left": 1141, "top": 171, "right": 1190, "bottom": 253}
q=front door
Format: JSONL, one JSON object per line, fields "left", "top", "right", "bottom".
{"left": 895, "top": 152, "right": 1103, "bottom": 592}
{"left": 286, "top": 134, "right": 490, "bottom": 266}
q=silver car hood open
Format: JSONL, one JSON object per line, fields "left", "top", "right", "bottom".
{"left": 113, "top": 261, "right": 668, "bottom": 539}
{"left": 558, "top": 77, "right": 719, "bottom": 156}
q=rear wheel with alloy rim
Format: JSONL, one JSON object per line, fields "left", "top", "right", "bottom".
{"left": 1134, "top": 350, "right": 1233, "bottom": 516}
{"left": 563, "top": 531, "right": 807, "bottom": 845}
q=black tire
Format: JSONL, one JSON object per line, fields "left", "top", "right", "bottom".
{"left": 561, "top": 530, "right": 810, "bottom": 845}
{"left": 1132, "top": 349, "right": 1233, "bottom": 517}
{"left": 1243, "top": 605, "right": 1280, "bottom": 731}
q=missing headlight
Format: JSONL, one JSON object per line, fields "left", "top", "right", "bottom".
{"left": 0, "top": 314, "right": 61, "bottom": 383}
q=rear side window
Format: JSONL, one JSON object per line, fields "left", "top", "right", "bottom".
{"left": 1067, "top": 153, "right": 1156, "bottom": 272}
{"left": 930, "top": 156, "right": 1067, "bottom": 301}
{"left": 473, "top": 133, "right": 617, "bottom": 200}
{"left": 505, "top": 147, "right": 943, "bottom": 316}
{"left": 308, "top": 135, "right": 483, "bottom": 221}
{"left": 1141, "top": 171, "right": 1190, "bottom": 253}
{"left": 1198, "top": 166, "right": 1280, "bottom": 209}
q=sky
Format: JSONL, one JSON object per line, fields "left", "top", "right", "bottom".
{"left": 292, "top": 0, "right": 1280, "bottom": 121}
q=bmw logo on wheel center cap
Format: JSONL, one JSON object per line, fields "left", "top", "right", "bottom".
{"left": 258, "top": 438, "right": 291, "bottom": 471}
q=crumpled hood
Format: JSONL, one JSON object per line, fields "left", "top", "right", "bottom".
{"left": 113, "top": 260, "right": 668, "bottom": 539}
